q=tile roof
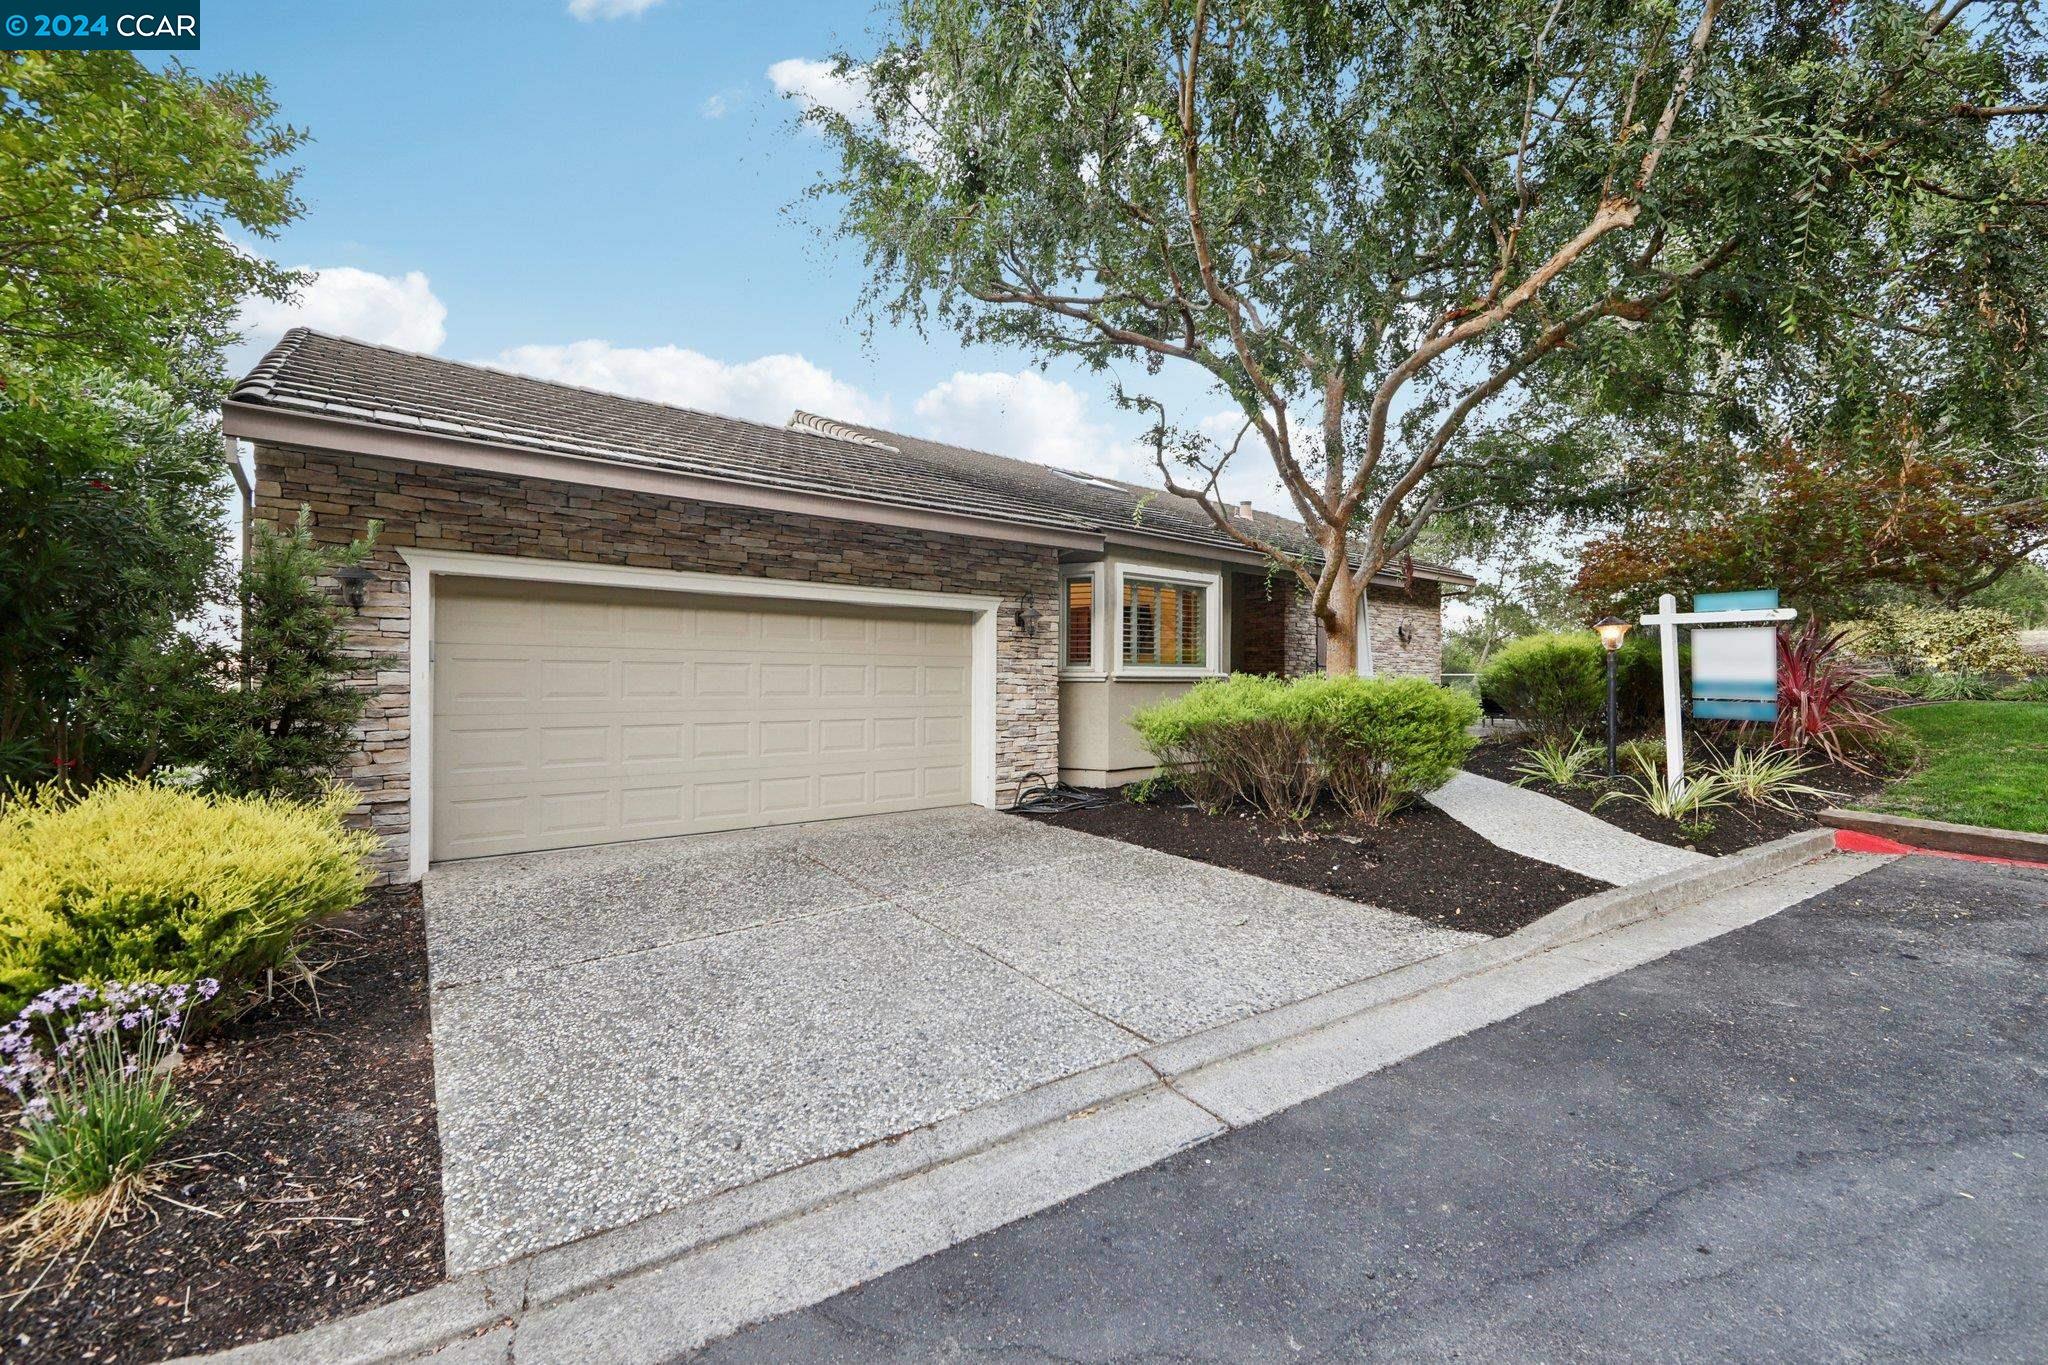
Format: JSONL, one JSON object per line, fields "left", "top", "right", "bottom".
{"left": 229, "top": 329, "right": 1471, "bottom": 584}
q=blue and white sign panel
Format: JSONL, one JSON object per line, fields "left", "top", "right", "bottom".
{"left": 1691, "top": 589, "right": 1779, "bottom": 721}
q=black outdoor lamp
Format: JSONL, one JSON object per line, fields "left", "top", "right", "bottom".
{"left": 1015, "top": 591, "right": 1043, "bottom": 638}
{"left": 1594, "top": 615, "right": 1632, "bottom": 776}
{"left": 331, "top": 563, "right": 374, "bottom": 612}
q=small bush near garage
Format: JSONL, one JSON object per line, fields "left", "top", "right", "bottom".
{"left": 1128, "top": 674, "right": 1316, "bottom": 817}
{"left": 1129, "top": 674, "right": 1476, "bottom": 823}
{"left": 0, "top": 780, "right": 376, "bottom": 1017}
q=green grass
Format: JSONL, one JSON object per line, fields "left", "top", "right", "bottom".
{"left": 1866, "top": 702, "right": 2048, "bottom": 833}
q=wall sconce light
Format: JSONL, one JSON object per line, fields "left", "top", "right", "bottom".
{"left": 1015, "top": 591, "right": 1044, "bottom": 637}
{"left": 331, "top": 564, "right": 373, "bottom": 612}
{"left": 1396, "top": 623, "right": 1413, "bottom": 646}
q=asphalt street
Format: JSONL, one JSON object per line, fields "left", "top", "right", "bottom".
{"left": 701, "top": 853, "right": 2048, "bottom": 1363}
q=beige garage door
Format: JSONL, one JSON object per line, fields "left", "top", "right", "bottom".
{"left": 430, "top": 578, "right": 973, "bottom": 861}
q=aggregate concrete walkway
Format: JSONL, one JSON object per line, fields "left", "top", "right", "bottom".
{"left": 422, "top": 807, "right": 1481, "bottom": 1273}
{"left": 1425, "top": 769, "right": 1709, "bottom": 884}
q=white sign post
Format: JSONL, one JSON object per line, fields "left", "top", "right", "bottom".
{"left": 1638, "top": 592, "right": 1797, "bottom": 797}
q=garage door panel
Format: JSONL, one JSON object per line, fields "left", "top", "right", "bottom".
{"left": 432, "top": 580, "right": 974, "bottom": 861}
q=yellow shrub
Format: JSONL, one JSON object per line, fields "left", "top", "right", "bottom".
{"left": 0, "top": 781, "right": 377, "bottom": 1017}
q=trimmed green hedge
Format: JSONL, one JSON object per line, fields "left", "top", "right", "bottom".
{"left": 1128, "top": 673, "right": 1478, "bottom": 823}
{"left": 1478, "top": 631, "right": 1663, "bottom": 741}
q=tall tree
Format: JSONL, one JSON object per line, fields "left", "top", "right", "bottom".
{"left": 0, "top": 49, "right": 304, "bottom": 411}
{"left": 796, "top": 0, "right": 2048, "bottom": 672}
{"left": 0, "top": 51, "right": 305, "bottom": 779}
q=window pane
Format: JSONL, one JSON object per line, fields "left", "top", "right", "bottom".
{"left": 1121, "top": 579, "right": 1204, "bottom": 667}
{"left": 1063, "top": 577, "right": 1093, "bottom": 668}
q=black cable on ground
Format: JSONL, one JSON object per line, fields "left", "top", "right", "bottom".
{"left": 1006, "top": 771, "right": 1115, "bottom": 814}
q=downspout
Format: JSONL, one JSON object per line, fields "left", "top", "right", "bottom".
{"left": 223, "top": 432, "right": 253, "bottom": 652}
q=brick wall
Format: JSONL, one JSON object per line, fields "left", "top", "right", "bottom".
{"left": 255, "top": 444, "right": 1062, "bottom": 881}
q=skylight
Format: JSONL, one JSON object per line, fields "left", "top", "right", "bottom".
{"left": 1048, "top": 467, "right": 1123, "bottom": 491}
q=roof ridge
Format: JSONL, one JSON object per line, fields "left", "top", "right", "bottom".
{"left": 229, "top": 326, "right": 312, "bottom": 402}
{"left": 787, "top": 410, "right": 901, "bottom": 453}
{"left": 245, "top": 329, "right": 897, "bottom": 453}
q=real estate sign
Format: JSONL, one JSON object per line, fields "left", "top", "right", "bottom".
{"left": 1690, "top": 589, "right": 1781, "bottom": 722}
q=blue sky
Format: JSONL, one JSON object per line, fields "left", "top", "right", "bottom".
{"left": 194, "top": 0, "right": 1283, "bottom": 509}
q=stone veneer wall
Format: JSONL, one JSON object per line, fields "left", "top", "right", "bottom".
{"left": 254, "top": 444, "right": 1062, "bottom": 882}
{"left": 1276, "top": 578, "right": 1443, "bottom": 680}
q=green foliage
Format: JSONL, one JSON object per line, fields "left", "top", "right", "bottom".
{"left": 206, "top": 511, "right": 384, "bottom": 801}
{"left": 1291, "top": 675, "right": 1479, "bottom": 823}
{"left": 1478, "top": 632, "right": 1660, "bottom": 743}
{"left": 1998, "top": 677, "right": 2048, "bottom": 703}
{"left": 1595, "top": 750, "right": 1732, "bottom": 827}
{"left": 1965, "top": 561, "right": 2048, "bottom": 631}
{"left": 1509, "top": 734, "right": 1600, "bottom": 790}
{"left": 0, "top": 373, "right": 229, "bottom": 785}
{"left": 798, "top": 0, "right": 2047, "bottom": 635}
{"left": 1845, "top": 605, "right": 2034, "bottom": 677}
{"left": 1128, "top": 674, "right": 1313, "bottom": 817}
{"left": 1123, "top": 775, "right": 1173, "bottom": 805}
{"left": 0, "top": 781, "right": 376, "bottom": 1018}
{"left": 1870, "top": 703, "right": 2048, "bottom": 834}
{"left": 1698, "top": 746, "right": 1833, "bottom": 814}
{"left": 1617, "top": 737, "right": 1667, "bottom": 772}
{"left": 1917, "top": 673, "right": 1999, "bottom": 702}
{"left": 0, "top": 50, "right": 303, "bottom": 406}
{"left": 1127, "top": 674, "right": 1476, "bottom": 823}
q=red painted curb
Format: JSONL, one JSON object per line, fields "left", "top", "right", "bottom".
{"left": 1834, "top": 828, "right": 2048, "bottom": 872}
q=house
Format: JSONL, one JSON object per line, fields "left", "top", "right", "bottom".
{"left": 224, "top": 330, "right": 1474, "bottom": 881}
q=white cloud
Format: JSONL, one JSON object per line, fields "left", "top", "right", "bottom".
{"left": 238, "top": 266, "right": 449, "bottom": 353}
{"left": 912, "top": 371, "right": 1291, "bottom": 514}
{"left": 700, "top": 92, "right": 732, "bottom": 120}
{"left": 567, "top": 0, "right": 663, "bottom": 19}
{"left": 489, "top": 339, "right": 890, "bottom": 429}
{"left": 766, "top": 57, "right": 869, "bottom": 130}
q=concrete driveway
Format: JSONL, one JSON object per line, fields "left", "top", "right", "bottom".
{"left": 423, "top": 807, "right": 1481, "bottom": 1272}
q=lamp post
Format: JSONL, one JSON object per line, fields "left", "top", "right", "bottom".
{"left": 1594, "top": 616, "right": 1631, "bottom": 777}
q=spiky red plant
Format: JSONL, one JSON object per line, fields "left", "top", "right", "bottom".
{"left": 1773, "top": 618, "right": 1889, "bottom": 766}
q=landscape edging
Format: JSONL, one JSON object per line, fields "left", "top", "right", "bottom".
{"left": 186, "top": 829, "right": 1842, "bottom": 1365}
{"left": 1820, "top": 807, "right": 2048, "bottom": 863}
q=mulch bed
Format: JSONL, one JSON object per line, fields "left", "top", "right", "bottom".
{"left": 1462, "top": 739, "right": 1890, "bottom": 857}
{"left": 1024, "top": 796, "right": 1606, "bottom": 937}
{"left": 0, "top": 884, "right": 443, "bottom": 1363}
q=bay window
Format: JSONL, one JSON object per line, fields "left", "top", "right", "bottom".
{"left": 1121, "top": 578, "right": 1206, "bottom": 668}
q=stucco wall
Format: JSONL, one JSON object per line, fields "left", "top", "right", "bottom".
{"left": 254, "top": 444, "right": 1062, "bottom": 881}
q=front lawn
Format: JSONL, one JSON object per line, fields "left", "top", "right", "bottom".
{"left": 1863, "top": 702, "right": 2048, "bottom": 833}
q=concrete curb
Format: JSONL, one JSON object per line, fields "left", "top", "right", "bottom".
{"left": 183, "top": 831, "right": 1845, "bottom": 1365}
{"left": 1819, "top": 807, "right": 2048, "bottom": 863}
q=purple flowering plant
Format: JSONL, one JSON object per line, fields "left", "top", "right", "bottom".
{"left": 1, "top": 979, "right": 219, "bottom": 1226}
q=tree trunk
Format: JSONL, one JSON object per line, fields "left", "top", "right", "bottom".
{"left": 1320, "top": 573, "right": 1362, "bottom": 676}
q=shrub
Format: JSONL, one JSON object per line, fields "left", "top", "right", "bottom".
{"left": 1844, "top": 605, "right": 2033, "bottom": 677}
{"left": 1126, "top": 674, "right": 1316, "bottom": 817}
{"left": 0, "top": 780, "right": 376, "bottom": 1018}
{"left": 1915, "top": 672, "right": 1997, "bottom": 702}
{"left": 1595, "top": 748, "right": 1732, "bottom": 827}
{"left": 1510, "top": 734, "right": 1601, "bottom": 789}
{"left": 1699, "top": 745, "right": 1833, "bottom": 813}
{"left": 1478, "top": 633, "right": 1604, "bottom": 741}
{"left": 1292, "top": 676, "right": 1478, "bottom": 822}
{"left": 1774, "top": 619, "right": 1894, "bottom": 767}
{"left": 1127, "top": 674, "right": 1476, "bottom": 823}
{"left": 0, "top": 979, "right": 216, "bottom": 1262}
{"left": 1999, "top": 677, "right": 2048, "bottom": 703}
